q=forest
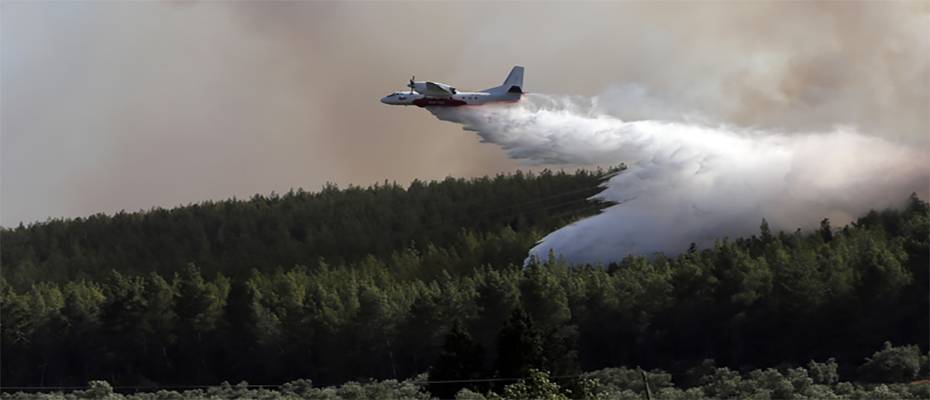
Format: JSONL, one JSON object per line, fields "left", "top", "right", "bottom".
{"left": 1, "top": 168, "right": 613, "bottom": 286}
{"left": 1, "top": 168, "right": 927, "bottom": 399}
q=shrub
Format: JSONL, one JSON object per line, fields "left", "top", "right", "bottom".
{"left": 580, "top": 367, "right": 672, "bottom": 394}
{"left": 281, "top": 379, "right": 314, "bottom": 397}
{"left": 682, "top": 359, "right": 716, "bottom": 388}
{"left": 858, "top": 341, "right": 922, "bottom": 383}
{"left": 454, "top": 388, "right": 488, "bottom": 400}
{"left": 747, "top": 368, "right": 793, "bottom": 399}
{"left": 785, "top": 367, "right": 813, "bottom": 395}
{"left": 833, "top": 381, "right": 855, "bottom": 395}
{"left": 152, "top": 390, "right": 184, "bottom": 400}
{"left": 362, "top": 379, "right": 429, "bottom": 400}
{"left": 700, "top": 367, "right": 742, "bottom": 399}
{"left": 334, "top": 382, "right": 365, "bottom": 400}
{"left": 807, "top": 358, "right": 839, "bottom": 385}
{"left": 502, "top": 369, "right": 568, "bottom": 400}
{"left": 907, "top": 381, "right": 930, "bottom": 399}
{"left": 79, "top": 381, "right": 114, "bottom": 400}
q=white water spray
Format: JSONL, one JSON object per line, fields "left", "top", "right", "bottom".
{"left": 430, "top": 94, "right": 929, "bottom": 265}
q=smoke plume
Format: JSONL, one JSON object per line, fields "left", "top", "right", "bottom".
{"left": 430, "top": 94, "right": 929, "bottom": 265}
{"left": 4, "top": 2, "right": 926, "bottom": 227}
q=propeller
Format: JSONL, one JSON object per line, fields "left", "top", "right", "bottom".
{"left": 408, "top": 75, "right": 415, "bottom": 94}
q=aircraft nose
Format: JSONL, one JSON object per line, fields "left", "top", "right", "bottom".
{"left": 380, "top": 96, "right": 389, "bottom": 104}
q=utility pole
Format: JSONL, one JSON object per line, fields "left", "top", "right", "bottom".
{"left": 639, "top": 367, "right": 653, "bottom": 400}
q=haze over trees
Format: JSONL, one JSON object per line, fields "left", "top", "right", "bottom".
{"left": 1, "top": 169, "right": 926, "bottom": 398}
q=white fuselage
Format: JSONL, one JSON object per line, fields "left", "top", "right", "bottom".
{"left": 380, "top": 89, "right": 519, "bottom": 107}
{"left": 381, "top": 66, "right": 525, "bottom": 107}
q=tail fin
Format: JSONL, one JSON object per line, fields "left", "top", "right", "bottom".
{"left": 503, "top": 66, "right": 524, "bottom": 93}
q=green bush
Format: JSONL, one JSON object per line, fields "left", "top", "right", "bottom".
{"left": 807, "top": 358, "right": 839, "bottom": 385}
{"left": 280, "top": 379, "right": 314, "bottom": 397}
{"left": 501, "top": 369, "right": 568, "bottom": 400}
{"left": 79, "top": 381, "right": 114, "bottom": 400}
{"left": 2, "top": 368, "right": 930, "bottom": 400}
{"left": 785, "top": 367, "right": 813, "bottom": 395}
{"left": 700, "top": 367, "right": 742, "bottom": 399}
{"left": 907, "top": 382, "right": 930, "bottom": 399}
{"left": 747, "top": 368, "right": 794, "bottom": 399}
{"left": 453, "top": 388, "right": 488, "bottom": 400}
{"left": 581, "top": 367, "right": 672, "bottom": 394}
{"left": 859, "top": 341, "right": 923, "bottom": 383}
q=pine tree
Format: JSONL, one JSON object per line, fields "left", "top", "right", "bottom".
{"left": 496, "top": 308, "right": 545, "bottom": 380}
{"left": 428, "top": 323, "right": 486, "bottom": 399}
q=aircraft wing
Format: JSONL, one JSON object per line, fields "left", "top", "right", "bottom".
{"left": 424, "top": 82, "right": 454, "bottom": 98}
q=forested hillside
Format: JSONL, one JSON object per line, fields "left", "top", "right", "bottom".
{"left": 1, "top": 168, "right": 613, "bottom": 287}
{"left": 1, "top": 169, "right": 927, "bottom": 399}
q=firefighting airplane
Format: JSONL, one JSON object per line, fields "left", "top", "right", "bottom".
{"left": 380, "top": 66, "right": 524, "bottom": 107}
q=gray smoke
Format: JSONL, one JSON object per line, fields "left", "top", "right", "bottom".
{"left": 430, "top": 94, "right": 929, "bottom": 264}
{"left": 4, "top": 2, "right": 927, "bottom": 228}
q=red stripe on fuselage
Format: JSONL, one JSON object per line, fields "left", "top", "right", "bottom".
{"left": 413, "top": 98, "right": 468, "bottom": 107}
{"left": 413, "top": 96, "right": 522, "bottom": 108}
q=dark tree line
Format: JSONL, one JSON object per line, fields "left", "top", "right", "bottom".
{"left": 1, "top": 169, "right": 927, "bottom": 396}
{"left": 1, "top": 168, "right": 614, "bottom": 288}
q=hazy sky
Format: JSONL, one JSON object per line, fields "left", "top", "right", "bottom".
{"left": 2, "top": 1, "right": 927, "bottom": 226}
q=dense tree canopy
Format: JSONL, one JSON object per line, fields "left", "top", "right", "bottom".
{"left": 1, "top": 169, "right": 614, "bottom": 287}
{"left": 1, "top": 169, "right": 926, "bottom": 398}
